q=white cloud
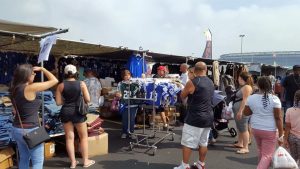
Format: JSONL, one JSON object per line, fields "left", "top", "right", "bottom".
{"left": 1, "top": 0, "right": 300, "bottom": 59}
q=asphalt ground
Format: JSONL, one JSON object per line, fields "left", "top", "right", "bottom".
{"left": 33, "top": 119, "right": 261, "bottom": 169}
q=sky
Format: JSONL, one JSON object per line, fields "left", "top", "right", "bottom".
{"left": 1, "top": 0, "right": 300, "bottom": 59}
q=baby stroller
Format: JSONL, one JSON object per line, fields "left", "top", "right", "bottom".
{"left": 211, "top": 90, "right": 237, "bottom": 139}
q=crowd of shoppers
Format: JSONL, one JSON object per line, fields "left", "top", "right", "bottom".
{"left": 10, "top": 62, "right": 300, "bottom": 169}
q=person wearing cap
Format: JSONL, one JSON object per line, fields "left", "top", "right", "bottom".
{"left": 55, "top": 64, "right": 95, "bottom": 168}
{"left": 180, "top": 63, "right": 190, "bottom": 85}
{"left": 153, "top": 65, "right": 167, "bottom": 78}
{"left": 152, "top": 65, "right": 170, "bottom": 130}
{"left": 84, "top": 68, "right": 102, "bottom": 109}
{"left": 282, "top": 65, "right": 300, "bottom": 110}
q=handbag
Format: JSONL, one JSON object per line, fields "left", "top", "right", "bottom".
{"left": 13, "top": 100, "right": 50, "bottom": 149}
{"left": 78, "top": 89, "right": 89, "bottom": 115}
{"left": 23, "top": 126, "right": 50, "bottom": 149}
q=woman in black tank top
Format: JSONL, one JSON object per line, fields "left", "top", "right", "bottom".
{"left": 55, "top": 64, "right": 95, "bottom": 168}
{"left": 10, "top": 64, "right": 58, "bottom": 169}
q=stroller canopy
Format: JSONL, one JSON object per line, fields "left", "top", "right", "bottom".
{"left": 213, "top": 90, "right": 226, "bottom": 107}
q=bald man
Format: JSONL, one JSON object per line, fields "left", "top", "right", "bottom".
{"left": 174, "top": 62, "right": 214, "bottom": 169}
{"left": 179, "top": 63, "right": 189, "bottom": 85}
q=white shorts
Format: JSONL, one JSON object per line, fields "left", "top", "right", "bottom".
{"left": 181, "top": 124, "right": 210, "bottom": 149}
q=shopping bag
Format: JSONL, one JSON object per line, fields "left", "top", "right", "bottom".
{"left": 221, "top": 101, "right": 234, "bottom": 120}
{"left": 273, "top": 146, "right": 298, "bottom": 169}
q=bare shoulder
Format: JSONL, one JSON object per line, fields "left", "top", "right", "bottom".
{"left": 243, "top": 85, "right": 253, "bottom": 91}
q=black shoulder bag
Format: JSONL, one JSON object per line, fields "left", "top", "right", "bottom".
{"left": 78, "top": 82, "right": 89, "bottom": 115}
{"left": 13, "top": 100, "right": 50, "bottom": 149}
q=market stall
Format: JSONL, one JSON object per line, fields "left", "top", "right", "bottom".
{"left": 0, "top": 19, "right": 246, "bottom": 161}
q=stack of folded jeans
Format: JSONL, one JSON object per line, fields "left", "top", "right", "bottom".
{"left": 0, "top": 103, "right": 13, "bottom": 148}
{"left": 38, "top": 91, "right": 64, "bottom": 135}
{"left": 44, "top": 114, "right": 64, "bottom": 135}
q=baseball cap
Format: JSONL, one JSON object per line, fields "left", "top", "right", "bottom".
{"left": 293, "top": 65, "right": 300, "bottom": 70}
{"left": 64, "top": 64, "right": 77, "bottom": 75}
{"left": 157, "top": 66, "right": 166, "bottom": 71}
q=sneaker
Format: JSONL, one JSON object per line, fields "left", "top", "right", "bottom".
{"left": 121, "top": 133, "right": 127, "bottom": 139}
{"left": 211, "top": 138, "right": 216, "bottom": 143}
{"left": 130, "top": 134, "right": 137, "bottom": 140}
{"left": 193, "top": 161, "right": 205, "bottom": 169}
{"left": 174, "top": 164, "right": 190, "bottom": 169}
{"left": 163, "top": 125, "right": 174, "bottom": 131}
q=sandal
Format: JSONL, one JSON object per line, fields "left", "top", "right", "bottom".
{"left": 83, "top": 160, "right": 95, "bottom": 168}
{"left": 70, "top": 161, "right": 79, "bottom": 169}
{"left": 236, "top": 149, "right": 249, "bottom": 154}
{"left": 232, "top": 144, "right": 243, "bottom": 148}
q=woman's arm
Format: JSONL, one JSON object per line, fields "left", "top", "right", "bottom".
{"left": 274, "top": 107, "right": 284, "bottom": 145}
{"left": 55, "top": 83, "right": 64, "bottom": 106}
{"left": 237, "top": 85, "right": 252, "bottom": 120}
{"left": 284, "top": 123, "right": 291, "bottom": 148}
{"left": 27, "top": 67, "right": 58, "bottom": 92}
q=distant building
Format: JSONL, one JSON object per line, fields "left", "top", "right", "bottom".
{"left": 219, "top": 51, "right": 300, "bottom": 68}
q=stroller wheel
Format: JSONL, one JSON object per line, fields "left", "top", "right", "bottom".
{"left": 229, "top": 128, "right": 237, "bottom": 137}
{"left": 212, "top": 129, "right": 218, "bottom": 139}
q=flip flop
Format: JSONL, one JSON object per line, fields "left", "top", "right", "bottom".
{"left": 83, "top": 160, "right": 95, "bottom": 168}
{"left": 232, "top": 144, "right": 243, "bottom": 148}
{"left": 70, "top": 161, "right": 79, "bottom": 169}
{"left": 236, "top": 149, "right": 249, "bottom": 154}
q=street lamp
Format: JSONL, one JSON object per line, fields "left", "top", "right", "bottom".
{"left": 239, "top": 34, "right": 245, "bottom": 62}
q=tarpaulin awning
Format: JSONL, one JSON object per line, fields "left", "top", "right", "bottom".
{"left": 0, "top": 19, "right": 58, "bottom": 36}
{"left": 0, "top": 19, "right": 243, "bottom": 65}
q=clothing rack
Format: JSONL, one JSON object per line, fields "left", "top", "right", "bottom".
{"left": 126, "top": 78, "right": 175, "bottom": 155}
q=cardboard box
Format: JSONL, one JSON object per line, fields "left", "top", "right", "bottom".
{"left": 76, "top": 132, "right": 108, "bottom": 157}
{"left": 44, "top": 141, "right": 55, "bottom": 159}
{"left": 0, "top": 147, "right": 14, "bottom": 169}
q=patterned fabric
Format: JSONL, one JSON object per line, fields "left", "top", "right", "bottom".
{"left": 84, "top": 77, "right": 102, "bottom": 107}
{"left": 288, "top": 133, "right": 300, "bottom": 162}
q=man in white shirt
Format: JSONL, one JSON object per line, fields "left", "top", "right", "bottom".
{"left": 180, "top": 63, "right": 189, "bottom": 85}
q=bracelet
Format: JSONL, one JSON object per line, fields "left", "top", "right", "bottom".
{"left": 278, "top": 135, "right": 284, "bottom": 142}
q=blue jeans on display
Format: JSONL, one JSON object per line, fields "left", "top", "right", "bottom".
{"left": 12, "top": 127, "right": 44, "bottom": 169}
{"left": 122, "top": 106, "right": 138, "bottom": 134}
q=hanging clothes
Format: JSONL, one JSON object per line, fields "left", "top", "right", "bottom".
{"left": 213, "top": 61, "right": 220, "bottom": 86}
{"left": 127, "top": 54, "right": 147, "bottom": 78}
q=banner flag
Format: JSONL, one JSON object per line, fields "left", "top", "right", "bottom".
{"left": 202, "top": 29, "right": 212, "bottom": 59}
